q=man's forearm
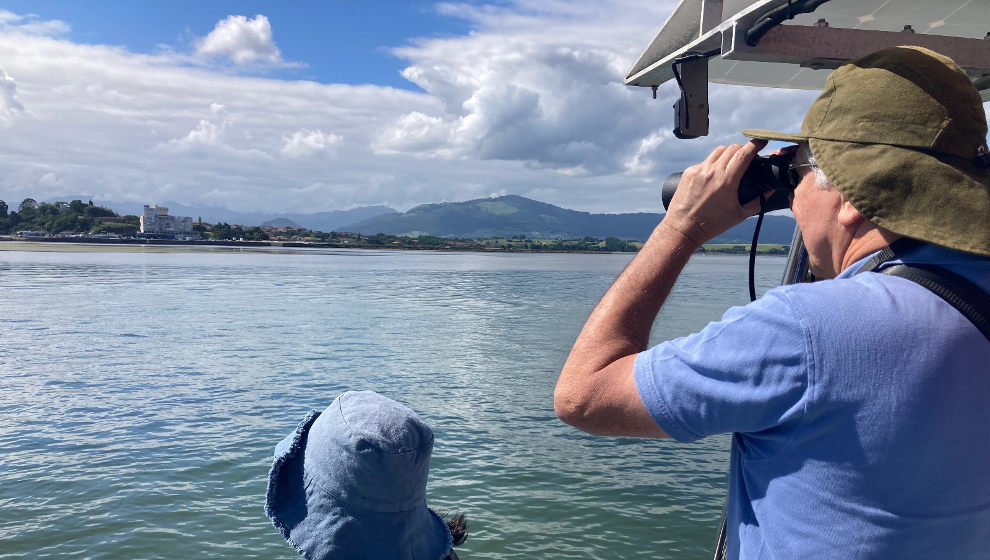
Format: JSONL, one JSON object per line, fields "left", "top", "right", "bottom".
{"left": 568, "top": 220, "right": 698, "bottom": 370}
{"left": 554, "top": 219, "right": 699, "bottom": 429}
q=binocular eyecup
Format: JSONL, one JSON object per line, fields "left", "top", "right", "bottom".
{"left": 661, "top": 152, "right": 798, "bottom": 212}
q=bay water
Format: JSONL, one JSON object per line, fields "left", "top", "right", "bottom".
{"left": 0, "top": 243, "right": 784, "bottom": 559}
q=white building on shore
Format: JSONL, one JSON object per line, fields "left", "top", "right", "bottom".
{"left": 140, "top": 205, "right": 193, "bottom": 235}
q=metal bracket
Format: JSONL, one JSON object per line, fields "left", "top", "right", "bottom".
{"left": 724, "top": 23, "right": 990, "bottom": 78}
{"left": 673, "top": 56, "right": 710, "bottom": 139}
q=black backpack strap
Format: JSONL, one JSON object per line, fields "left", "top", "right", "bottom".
{"left": 877, "top": 263, "right": 990, "bottom": 341}
{"left": 856, "top": 237, "right": 924, "bottom": 272}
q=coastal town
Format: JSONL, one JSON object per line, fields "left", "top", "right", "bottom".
{"left": 0, "top": 198, "right": 790, "bottom": 254}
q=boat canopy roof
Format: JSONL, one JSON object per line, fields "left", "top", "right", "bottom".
{"left": 627, "top": 0, "right": 990, "bottom": 101}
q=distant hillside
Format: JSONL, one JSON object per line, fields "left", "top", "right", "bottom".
{"left": 343, "top": 195, "right": 655, "bottom": 239}
{"left": 262, "top": 218, "right": 301, "bottom": 228}
{"left": 717, "top": 213, "right": 796, "bottom": 245}
{"left": 343, "top": 194, "right": 796, "bottom": 244}
{"left": 288, "top": 206, "right": 398, "bottom": 232}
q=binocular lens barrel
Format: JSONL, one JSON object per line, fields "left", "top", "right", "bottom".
{"left": 661, "top": 172, "right": 685, "bottom": 210}
{"left": 661, "top": 153, "right": 798, "bottom": 212}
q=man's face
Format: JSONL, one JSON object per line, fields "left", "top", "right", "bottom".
{"left": 789, "top": 146, "right": 845, "bottom": 279}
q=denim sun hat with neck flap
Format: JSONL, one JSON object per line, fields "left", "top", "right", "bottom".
{"left": 265, "top": 391, "right": 453, "bottom": 560}
{"left": 743, "top": 46, "right": 990, "bottom": 257}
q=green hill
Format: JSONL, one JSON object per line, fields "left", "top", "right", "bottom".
{"left": 342, "top": 194, "right": 796, "bottom": 243}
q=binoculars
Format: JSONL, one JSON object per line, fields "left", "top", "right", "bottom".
{"left": 661, "top": 152, "right": 800, "bottom": 212}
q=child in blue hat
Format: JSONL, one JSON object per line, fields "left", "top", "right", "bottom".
{"left": 265, "top": 390, "right": 468, "bottom": 560}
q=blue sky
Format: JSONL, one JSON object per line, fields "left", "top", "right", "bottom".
{"left": 1, "top": 1, "right": 473, "bottom": 89}
{"left": 0, "top": 1, "right": 984, "bottom": 217}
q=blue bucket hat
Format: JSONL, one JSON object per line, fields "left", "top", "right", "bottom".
{"left": 265, "top": 391, "right": 453, "bottom": 560}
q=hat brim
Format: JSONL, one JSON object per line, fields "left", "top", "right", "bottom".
{"left": 809, "top": 137, "right": 990, "bottom": 256}
{"left": 742, "top": 128, "right": 810, "bottom": 144}
{"left": 265, "top": 410, "right": 453, "bottom": 560}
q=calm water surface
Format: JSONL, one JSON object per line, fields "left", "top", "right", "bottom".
{"left": 0, "top": 243, "right": 784, "bottom": 559}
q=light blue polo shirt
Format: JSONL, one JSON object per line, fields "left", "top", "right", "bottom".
{"left": 634, "top": 244, "right": 990, "bottom": 559}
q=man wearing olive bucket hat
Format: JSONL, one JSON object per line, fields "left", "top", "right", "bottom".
{"left": 265, "top": 391, "right": 468, "bottom": 560}
{"left": 555, "top": 46, "right": 989, "bottom": 558}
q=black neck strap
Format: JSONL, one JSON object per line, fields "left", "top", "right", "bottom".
{"left": 856, "top": 237, "right": 925, "bottom": 274}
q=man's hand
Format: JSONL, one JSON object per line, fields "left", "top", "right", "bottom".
{"left": 661, "top": 140, "right": 768, "bottom": 247}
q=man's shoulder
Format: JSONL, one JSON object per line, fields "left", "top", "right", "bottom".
{"left": 767, "top": 262, "right": 984, "bottom": 348}
{"left": 770, "top": 274, "right": 884, "bottom": 308}
{"left": 763, "top": 272, "right": 928, "bottom": 335}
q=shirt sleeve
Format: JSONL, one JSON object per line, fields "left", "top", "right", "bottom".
{"left": 634, "top": 288, "right": 811, "bottom": 445}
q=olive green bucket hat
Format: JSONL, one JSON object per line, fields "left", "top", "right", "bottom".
{"left": 744, "top": 46, "right": 990, "bottom": 256}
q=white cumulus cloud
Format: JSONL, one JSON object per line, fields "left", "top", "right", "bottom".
{"left": 0, "top": 66, "right": 25, "bottom": 120}
{"left": 195, "top": 14, "right": 288, "bottom": 66}
{"left": 373, "top": 111, "right": 453, "bottom": 156}
{"left": 182, "top": 119, "right": 223, "bottom": 145}
{"left": 165, "top": 104, "right": 229, "bottom": 149}
{"left": 377, "top": 2, "right": 683, "bottom": 177}
{"left": 280, "top": 129, "right": 343, "bottom": 158}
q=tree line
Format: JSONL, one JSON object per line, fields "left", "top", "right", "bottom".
{"left": 0, "top": 198, "right": 137, "bottom": 235}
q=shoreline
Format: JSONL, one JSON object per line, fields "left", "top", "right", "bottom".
{"left": 0, "top": 236, "right": 789, "bottom": 256}
{"left": 0, "top": 237, "right": 613, "bottom": 255}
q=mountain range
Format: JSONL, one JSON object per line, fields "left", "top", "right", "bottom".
{"left": 342, "top": 194, "right": 796, "bottom": 244}
{"left": 45, "top": 194, "right": 796, "bottom": 244}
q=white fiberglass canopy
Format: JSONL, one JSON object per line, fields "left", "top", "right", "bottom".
{"left": 627, "top": 0, "right": 990, "bottom": 101}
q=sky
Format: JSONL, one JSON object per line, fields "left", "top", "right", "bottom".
{"left": 0, "top": 1, "right": 984, "bottom": 215}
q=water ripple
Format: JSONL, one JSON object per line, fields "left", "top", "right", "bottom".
{"left": 0, "top": 247, "right": 783, "bottom": 559}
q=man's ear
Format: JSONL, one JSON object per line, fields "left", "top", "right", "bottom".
{"left": 836, "top": 196, "right": 864, "bottom": 227}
